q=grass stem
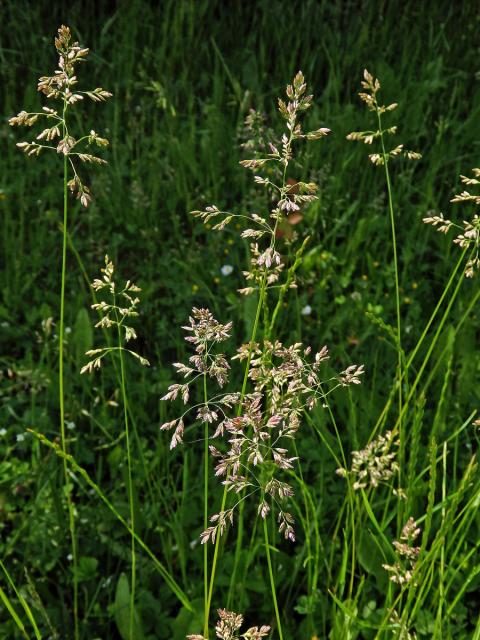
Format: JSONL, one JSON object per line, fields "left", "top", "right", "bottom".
{"left": 60, "top": 101, "right": 79, "bottom": 640}
{"left": 115, "top": 313, "right": 136, "bottom": 639}
{"left": 263, "top": 518, "right": 283, "bottom": 640}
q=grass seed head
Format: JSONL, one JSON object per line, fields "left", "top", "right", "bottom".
{"left": 9, "top": 25, "right": 112, "bottom": 207}
{"left": 80, "top": 256, "right": 149, "bottom": 374}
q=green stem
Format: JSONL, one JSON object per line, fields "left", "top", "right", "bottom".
{"left": 391, "top": 254, "right": 473, "bottom": 435}
{"left": 292, "top": 442, "right": 314, "bottom": 636}
{"left": 263, "top": 518, "right": 284, "bottom": 640}
{"left": 206, "top": 125, "right": 293, "bottom": 626}
{"left": 116, "top": 319, "right": 136, "bottom": 639}
{"left": 268, "top": 236, "right": 310, "bottom": 338}
{"left": 0, "top": 560, "right": 41, "bottom": 639}
{"left": 368, "top": 247, "right": 468, "bottom": 443}
{"left": 59, "top": 99, "right": 79, "bottom": 640}
{"left": 321, "top": 394, "right": 357, "bottom": 598}
{"left": 203, "top": 372, "right": 209, "bottom": 638}
{"left": 377, "top": 109, "right": 404, "bottom": 515}
{"left": 0, "top": 585, "right": 30, "bottom": 640}
{"left": 205, "top": 284, "right": 267, "bottom": 625}
{"left": 227, "top": 133, "right": 296, "bottom": 601}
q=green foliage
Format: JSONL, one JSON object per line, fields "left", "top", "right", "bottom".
{"left": 114, "top": 573, "right": 145, "bottom": 640}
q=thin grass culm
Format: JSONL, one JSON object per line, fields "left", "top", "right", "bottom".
{"left": 9, "top": 25, "right": 111, "bottom": 639}
{"left": 81, "top": 256, "right": 149, "bottom": 638}
{"left": 161, "top": 72, "right": 363, "bottom": 638}
{"left": 347, "top": 69, "right": 421, "bottom": 520}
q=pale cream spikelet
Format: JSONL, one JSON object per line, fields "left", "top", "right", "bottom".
{"left": 337, "top": 430, "right": 400, "bottom": 491}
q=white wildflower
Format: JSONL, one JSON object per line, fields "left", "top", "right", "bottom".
{"left": 221, "top": 264, "right": 234, "bottom": 276}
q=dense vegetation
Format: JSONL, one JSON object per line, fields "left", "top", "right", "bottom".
{"left": 1, "top": 1, "right": 480, "bottom": 638}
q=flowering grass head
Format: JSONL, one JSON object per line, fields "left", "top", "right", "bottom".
{"left": 9, "top": 25, "right": 112, "bottom": 206}
{"left": 383, "top": 517, "right": 421, "bottom": 585}
{"left": 162, "top": 73, "right": 365, "bottom": 555}
{"left": 187, "top": 608, "right": 270, "bottom": 640}
{"left": 336, "top": 430, "right": 400, "bottom": 492}
{"left": 193, "top": 71, "right": 330, "bottom": 299}
{"left": 80, "top": 256, "right": 149, "bottom": 374}
{"left": 163, "top": 304, "right": 364, "bottom": 543}
{"left": 347, "top": 69, "right": 421, "bottom": 166}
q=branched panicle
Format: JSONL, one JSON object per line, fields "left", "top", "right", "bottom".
{"left": 192, "top": 71, "right": 330, "bottom": 298}
{"left": 424, "top": 168, "right": 480, "bottom": 276}
{"left": 9, "top": 25, "right": 112, "bottom": 206}
{"left": 199, "top": 341, "right": 362, "bottom": 544}
{"left": 183, "top": 308, "right": 233, "bottom": 349}
{"left": 187, "top": 608, "right": 270, "bottom": 640}
{"left": 347, "top": 69, "right": 421, "bottom": 166}
{"left": 161, "top": 304, "right": 364, "bottom": 542}
{"left": 163, "top": 73, "right": 364, "bottom": 547}
{"left": 160, "top": 307, "right": 233, "bottom": 449}
{"left": 80, "top": 255, "right": 149, "bottom": 374}
{"left": 336, "top": 430, "right": 403, "bottom": 494}
{"left": 383, "top": 517, "right": 421, "bottom": 585}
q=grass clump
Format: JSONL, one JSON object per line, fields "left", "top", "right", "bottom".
{"left": 1, "top": 6, "right": 480, "bottom": 640}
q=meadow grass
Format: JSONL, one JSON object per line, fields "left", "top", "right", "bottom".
{"left": 1, "top": 1, "right": 480, "bottom": 639}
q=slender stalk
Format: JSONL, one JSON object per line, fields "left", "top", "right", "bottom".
{"left": 0, "top": 560, "right": 41, "bottom": 640}
{"left": 59, "top": 98, "right": 79, "bottom": 640}
{"left": 238, "top": 286, "right": 267, "bottom": 404}
{"left": 226, "top": 127, "right": 295, "bottom": 604}
{"left": 205, "top": 497, "right": 225, "bottom": 628}
{"left": 435, "top": 442, "right": 447, "bottom": 636}
{"left": 0, "top": 585, "right": 30, "bottom": 640}
{"left": 368, "top": 247, "right": 468, "bottom": 444}
{"left": 205, "top": 92, "right": 304, "bottom": 633}
{"left": 263, "top": 518, "right": 284, "bottom": 640}
{"left": 317, "top": 394, "right": 357, "bottom": 598}
{"left": 205, "top": 282, "right": 267, "bottom": 627}
{"left": 268, "top": 236, "right": 310, "bottom": 338}
{"left": 377, "top": 109, "right": 404, "bottom": 497}
{"left": 203, "top": 372, "right": 210, "bottom": 638}
{"left": 115, "top": 315, "right": 136, "bottom": 640}
{"left": 292, "top": 442, "right": 314, "bottom": 636}
{"left": 391, "top": 256, "right": 474, "bottom": 435}
{"left": 9, "top": 29, "right": 112, "bottom": 638}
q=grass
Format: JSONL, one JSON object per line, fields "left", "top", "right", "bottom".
{"left": 1, "top": 1, "right": 480, "bottom": 639}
